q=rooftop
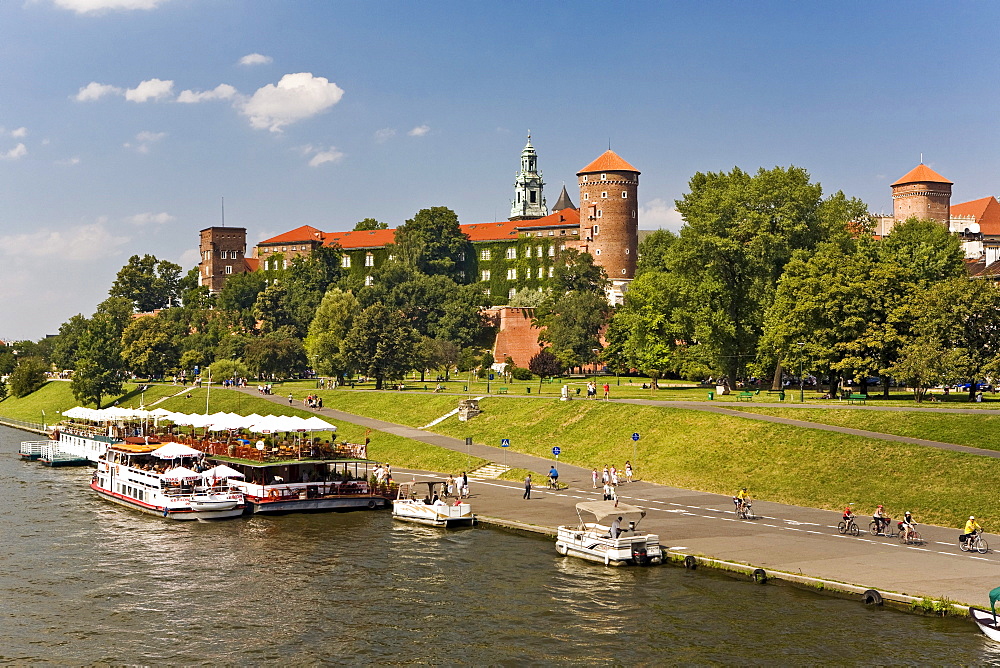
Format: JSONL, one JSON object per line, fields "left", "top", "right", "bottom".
{"left": 891, "top": 163, "right": 952, "bottom": 187}
{"left": 577, "top": 150, "right": 640, "bottom": 175}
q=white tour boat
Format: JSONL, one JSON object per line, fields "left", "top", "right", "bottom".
{"left": 555, "top": 501, "right": 662, "bottom": 566}
{"left": 392, "top": 481, "right": 475, "bottom": 527}
{"left": 971, "top": 586, "right": 1000, "bottom": 642}
{"left": 91, "top": 441, "right": 246, "bottom": 520}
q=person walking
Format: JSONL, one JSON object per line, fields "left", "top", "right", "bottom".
{"left": 523, "top": 474, "right": 532, "bottom": 500}
{"left": 461, "top": 471, "right": 470, "bottom": 498}
{"left": 603, "top": 481, "right": 612, "bottom": 501}
{"left": 625, "top": 461, "right": 633, "bottom": 483}
{"left": 592, "top": 468, "right": 599, "bottom": 488}
{"left": 603, "top": 382, "right": 610, "bottom": 401}
{"left": 610, "top": 465, "right": 619, "bottom": 486}
{"left": 602, "top": 465, "right": 610, "bottom": 485}
{"left": 288, "top": 393, "right": 293, "bottom": 405}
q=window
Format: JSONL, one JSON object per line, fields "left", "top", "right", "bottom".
{"left": 481, "top": 270, "right": 491, "bottom": 281}
{"left": 225, "top": 265, "right": 233, "bottom": 274}
{"left": 593, "top": 225, "right": 600, "bottom": 236}
{"left": 601, "top": 173, "right": 606, "bottom": 180}
{"left": 625, "top": 248, "right": 630, "bottom": 254}
{"left": 548, "top": 246, "right": 555, "bottom": 256}
{"left": 560, "top": 244, "right": 566, "bottom": 251}
{"left": 365, "top": 253, "right": 374, "bottom": 267}
{"left": 530, "top": 191, "right": 537, "bottom": 203}
{"left": 458, "top": 252, "right": 465, "bottom": 261}
{"left": 597, "top": 210, "right": 603, "bottom": 218}
{"left": 341, "top": 255, "right": 351, "bottom": 268}
{"left": 548, "top": 266, "right": 554, "bottom": 278}
{"left": 601, "top": 192, "right": 608, "bottom": 198}
{"left": 560, "top": 230, "right": 566, "bottom": 235}
{"left": 583, "top": 175, "right": 588, "bottom": 182}
{"left": 220, "top": 250, "right": 228, "bottom": 259}
{"left": 537, "top": 267, "right": 544, "bottom": 279}
{"left": 535, "top": 246, "right": 543, "bottom": 258}
{"left": 622, "top": 269, "right": 627, "bottom": 275}
{"left": 506, "top": 247, "right": 517, "bottom": 260}
{"left": 632, "top": 210, "right": 636, "bottom": 218}
{"left": 583, "top": 193, "right": 589, "bottom": 200}
{"left": 548, "top": 230, "right": 554, "bottom": 236}
{"left": 508, "top": 287, "right": 517, "bottom": 300}
{"left": 282, "top": 247, "right": 286, "bottom": 252}
{"left": 388, "top": 254, "right": 395, "bottom": 261}
{"left": 507, "top": 268, "right": 517, "bottom": 280}
{"left": 622, "top": 191, "right": 628, "bottom": 199}
{"left": 480, "top": 249, "right": 491, "bottom": 260}
{"left": 282, "top": 260, "right": 288, "bottom": 270}
{"left": 364, "top": 275, "right": 374, "bottom": 286}
{"left": 595, "top": 249, "right": 602, "bottom": 255}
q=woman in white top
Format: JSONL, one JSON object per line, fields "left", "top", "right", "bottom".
{"left": 625, "top": 461, "right": 633, "bottom": 483}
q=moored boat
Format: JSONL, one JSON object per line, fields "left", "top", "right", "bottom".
{"left": 971, "top": 586, "right": 1000, "bottom": 642}
{"left": 91, "top": 440, "right": 245, "bottom": 520}
{"left": 392, "top": 481, "right": 475, "bottom": 527}
{"left": 555, "top": 501, "right": 662, "bottom": 566}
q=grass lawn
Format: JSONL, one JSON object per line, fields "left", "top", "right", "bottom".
{"left": 723, "top": 406, "right": 1000, "bottom": 452}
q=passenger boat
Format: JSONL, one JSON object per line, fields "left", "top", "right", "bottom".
{"left": 392, "top": 481, "right": 475, "bottom": 527}
{"left": 555, "top": 501, "right": 662, "bottom": 566}
{"left": 91, "top": 440, "right": 246, "bottom": 520}
{"left": 971, "top": 586, "right": 1000, "bottom": 642}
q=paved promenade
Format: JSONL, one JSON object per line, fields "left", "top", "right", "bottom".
{"left": 238, "top": 387, "right": 1000, "bottom": 608}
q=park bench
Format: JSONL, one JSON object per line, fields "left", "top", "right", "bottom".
{"left": 765, "top": 389, "right": 786, "bottom": 401}
{"left": 737, "top": 391, "right": 754, "bottom": 402}
{"left": 848, "top": 393, "right": 867, "bottom": 405}
{"left": 497, "top": 387, "right": 508, "bottom": 394}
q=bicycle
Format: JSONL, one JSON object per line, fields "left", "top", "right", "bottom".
{"left": 735, "top": 499, "right": 755, "bottom": 520}
{"left": 960, "top": 529, "right": 989, "bottom": 554}
{"left": 838, "top": 516, "right": 860, "bottom": 536}
{"left": 898, "top": 527, "right": 923, "bottom": 545}
{"left": 869, "top": 518, "right": 897, "bottom": 537}
{"left": 548, "top": 476, "right": 559, "bottom": 490}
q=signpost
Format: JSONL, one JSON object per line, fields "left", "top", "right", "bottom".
{"left": 631, "top": 432, "right": 639, "bottom": 468}
{"left": 552, "top": 446, "right": 561, "bottom": 461}
{"left": 501, "top": 437, "right": 510, "bottom": 468}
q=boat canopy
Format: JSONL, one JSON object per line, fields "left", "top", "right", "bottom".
{"left": 575, "top": 501, "right": 647, "bottom": 524}
{"left": 151, "top": 443, "right": 203, "bottom": 459}
{"left": 162, "top": 466, "right": 202, "bottom": 481}
{"left": 62, "top": 406, "right": 338, "bottom": 434}
{"left": 201, "top": 464, "right": 245, "bottom": 479}
{"left": 990, "top": 585, "right": 1000, "bottom": 617}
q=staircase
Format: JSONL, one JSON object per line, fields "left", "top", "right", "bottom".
{"left": 469, "top": 462, "right": 510, "bottom": 479}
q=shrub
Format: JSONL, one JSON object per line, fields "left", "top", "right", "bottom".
{"left": 510, "top": 366, "right": 533, "bottom": 381}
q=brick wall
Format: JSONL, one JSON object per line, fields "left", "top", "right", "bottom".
{"left": 489, "top": 306, "right": 546, "bottom": 368}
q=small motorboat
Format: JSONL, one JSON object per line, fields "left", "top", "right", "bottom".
{"left": 392, "top": 481, "right": 475, "bottom": 527}
{"left": 971, "top": 587, "right": 1000, "bottom": 642}
{"left": 555, "top": 500, "right": 662, "bottom": 566}
{"left": 189, "top": 494, "right": 241, "bottom": 512}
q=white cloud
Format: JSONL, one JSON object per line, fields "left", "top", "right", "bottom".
{"left": 10, "top": 127, "right": 27, "bottom": 139}
{"left": 75, "top": 81, "right": 123, "bottom": 101}
{"left": 639, "top": 197, "right": 685, "bottom": 231}
{"left": 1, "top": 143, "right": 27, "bottom": 160}
{"left": 124, "top": 130, "right": 166, "bottom": 153}
{"left": 127, "top": 212, "right": 174, "bottom": 225}
{"left": 308, "top": 147, "right": 345, "bottom": 167}
{"left": 52, "top": 0, "right": 170, "bottom": 13}
{"left": 239, "top": 53, "right": 273, "bottom": 66}
{"left": 408, "top": 124, "right": 430, "bottom": 137}
{"left": 374, "top": 127, "right": 396, "bottom": 143}
{"left": 125, "top": 78, "right": 174, "bottom": 103}
{"left": 57, "top": 157, "right": 82, "bottom": 166}
{"left": 176, "top": 83, "right": 238, "bottom": 103}
{"left": 177, "top": 247, "right": 201, "bottom": 267}
{"left": 240, "top": 72, "right": 344, "bottom": 132}
{"left": 0, "top": 222, "right": 129, "bottom": 261}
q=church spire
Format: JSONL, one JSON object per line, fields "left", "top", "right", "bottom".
{"left": 509, "top": 132, "right": 548, "bottom": 221}
{"left": 552, "top": 184, "right": 575, "bottom": 211}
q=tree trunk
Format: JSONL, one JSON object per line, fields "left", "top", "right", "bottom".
{"left": 375, "top": 376, "right": 383, "bottom": 390}
{"left": 882, "top": 377, "right": 890, "bottom": 399}
{"left": 420, "top": 369, "right": 425, "bottom": 382}
{"left": 771, "top": 360, "right": 783, "bottom": 391}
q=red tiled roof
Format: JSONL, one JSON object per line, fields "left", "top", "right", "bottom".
{"left": 952, "top": 196, "right": 1000, "bottom": 235}
{"left": 258, "top": 225, "right": 326, "bottom": 245}
{"left": 577, "top": 150, "right": 640, "bottom": 175}
{"left": 244, "top": 258, "right": 260, "bottom": 272}
{"left": 891, "top": 164, "right": 952, "bottom": 186}
{"left": 462, "top": 208, "right": 581, "bottom": 242}
{"left": 323, "top": 228, "right": 396, "bottom": 250}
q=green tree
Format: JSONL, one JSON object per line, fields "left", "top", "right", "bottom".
{"left": 550, "top": 248, "right": 608, "bottom": 295}
{"left": 94, "top": 296, "right": 135, "bottom": 337}
{"left": 508, "top": 288, "right": 547, "bottom": 308}
{"left": 243, "top": 329, "right": 308, "bottom": 380}
{"left": 9, "top": 357, "right": 48, "bottom": 397}
{"left": 304, "top": 288, "right": 361, "bottom": 378}
{"left": 108, "top": 254, "right": 182, "bottom": 312}
{"left": 0, "top": 347, "right": 15, "bottom": 376}
{"left": 121, "top": 316, "right": 179, "bottom": 379}
{"left": 252, "top": 284, "right": 298, "bottom": 334}
{"left": 0, "top": 375, "right": 7, "bottom": 401}
{"left": 391, "top": 206, "right": 470, "bottom": 281}
{"left": 50, "top": 314, "right": 89, "bottom": 370}
{"left": 281, "top": 246, "right": 346, "bottom": 337}
{"left": 208, "top": 359, "right": 250, "bottom": 382}
{"left": 179, "top": 267, "right": 214, "bottom": 309}
{"left": 354, "top": 217, "right": 388, "bottom": 231}
{"left": 636, "top": 229, "right": 677, "bottom": 276}
{"left": 71, "top": 314, "right": 126, "bottom": 408}
{"left": 536, "top": 291, "right": 611, "bottom": 370}
{"left": 887, "top": 336, "right": 960, "bottom": 403}
{"left": 343, "top": 304, "right": 417, "bottom": 389}
{"left": 217, "top": 270, "right": 267, "bottom": 312}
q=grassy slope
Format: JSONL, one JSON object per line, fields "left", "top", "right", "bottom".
{"left": 281, "top": 392, "right": 1000, "bottom": 528}
{"left": 726, "top": 407, "right": 1000, "bottom": 451}
{"left": 0, "top": 383, "right": 486, "bottom": 476}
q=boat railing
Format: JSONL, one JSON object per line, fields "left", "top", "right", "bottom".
{"left": 183, "top": 439, "right": 368, "bottom": 463}
{"left": 19, "top": 441, "right": 48, "bottom": 457}
{"left": 237, "top": 480, "right": 377, "bottom": 500}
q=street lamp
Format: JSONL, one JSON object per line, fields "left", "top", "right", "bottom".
{"left": 797, "top": 342, "right": 805, "bottom": 403}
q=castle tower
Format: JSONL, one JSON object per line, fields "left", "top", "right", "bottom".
{"left": 509, "top": 133, "right": 548, "bottom": 221}
{"left": 552, "top": 184, "right": 576, "bottom": 211}
{"left": 199, "top": 226, "right": 247, "bottom": 293}
{"left": 577, "top": 150, "right": 639, "bottom": 287}
{"left": 891, "top": 163, "right": 952, "bottom": 225}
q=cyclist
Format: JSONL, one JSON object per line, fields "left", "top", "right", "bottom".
{"left": 843, "top": 503, "right": 855, "bottom": 528}
{"left": 961, "top": 515, "right": 982, "bottom": 547}
{"left": 548, "top": 466, "right": 559, "bottom": 489}
{"left": 899, "top": 511, "right": 916, "bottom": 542}
{"left": 734, "top": 487, "right": 750, "bottom": 514}
{"left": 872, "top": 504, "right": 890, "bottom": 534}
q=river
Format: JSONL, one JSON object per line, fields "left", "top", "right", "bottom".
{"left": 0, "top": 424, "right": 992, "bottom": 665}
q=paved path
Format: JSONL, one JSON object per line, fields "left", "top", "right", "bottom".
{"left": 237, "top": 387, "right": 999, "bottom": 607}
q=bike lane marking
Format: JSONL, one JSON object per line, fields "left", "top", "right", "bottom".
{"left": 972, "top": 556, "right": 991, "bottom": 561}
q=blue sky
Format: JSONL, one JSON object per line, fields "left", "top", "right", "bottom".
{"left": 2, "top": 0, "right": 999, "bottom": 340}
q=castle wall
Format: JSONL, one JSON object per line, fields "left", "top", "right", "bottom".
{"left": 577, "top": 170, "right": 639, "bottom": 280}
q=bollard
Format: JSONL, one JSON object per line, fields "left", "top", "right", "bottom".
{"left": 708, "top": 391, "right": 714, "bottom": 400}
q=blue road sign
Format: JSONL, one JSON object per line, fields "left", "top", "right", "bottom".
{"left": 500, "top": 438, "right": 510, "bottom": 447}
{"left": 632, "top": 433, "right": 640, "bottom": 441}
{"left": 552, "top": 446, "right": 561, "bottom": 456}
{"left": 489, "top": 373, "right": 495, "bottom": 380}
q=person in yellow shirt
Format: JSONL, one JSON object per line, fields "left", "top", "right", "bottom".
{"left": 961, "top": 515, "right": 982, "bottom": 547}
{"left": 733, "top": 487, "right": 750, "bottom": 514}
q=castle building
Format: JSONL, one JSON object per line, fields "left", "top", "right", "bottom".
{"left": 509, "top": 134, "right": 548, "bottom": 221}
{"left": 891, "top": 163, "right": 953, "bottom": 225}
{"left": 198, "top": 227, "right": 255, "bottom": 293}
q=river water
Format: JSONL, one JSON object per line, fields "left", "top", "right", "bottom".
{"left": 0, "top": 425, "right": 993, "bottom": 665}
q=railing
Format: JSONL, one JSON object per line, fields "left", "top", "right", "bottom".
{"left": 19, "top": 441, "right": 48, "bottom": 457}
{"left": 1, "top": 417, "right": 47, "bottom": 433}
{"left": 183, "top": 439, "right": 368, "bottom": 463}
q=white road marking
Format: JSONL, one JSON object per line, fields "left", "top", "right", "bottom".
{"left": 705, "top": 508, "right": 723, "bottom": 512}
{"left": 972, "top": 556, "right": 991, "bottom": 561}
{"left": 783, "top": 520, "right": 820, "bottom": 526}
{"left": 762, "top": 524, "right": 778, "bottom": 528}
{"left": 908, "top": 547, "right": 931, "bottom": 552}
{"left": 634, "top": 498, "right": 649, "bottom": 502}
{"left": 806, "top": 530, "right": 824, "bottom": 535}
{"left": 935, "top": 541, "right": 952, "bottom": 546}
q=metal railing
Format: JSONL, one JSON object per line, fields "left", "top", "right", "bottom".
{"left": 1, "top": 417, "right": 47, "bottom": 433}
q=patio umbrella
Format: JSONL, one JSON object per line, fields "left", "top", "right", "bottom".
{"left": 151, "top": 442, "right": 203, "bottom": 459}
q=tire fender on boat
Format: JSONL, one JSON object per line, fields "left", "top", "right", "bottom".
{"left": 684, "top": 555, "right": 697, "bottom": 570}
{"left": 268, "top": 489, "right": 279, "bottom": 499}
{"left": 751, "top": 568, "right": 768, "bottom": 584}
{"left": 367, "top": 499, "right": 377, "bottom": 509}
{"left": 863, "top": 589, "right": 883, "bottom": 606}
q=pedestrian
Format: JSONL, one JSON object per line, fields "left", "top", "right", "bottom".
{"left": 609, "top": 482, "right": 617, "bottom": 501}
{"left": 603, "top": 481, "right": 612, "bottom": 501}
{"left": 462, "top": 471, "right": 469, "bottom": 497}
{"left": 610, "top": 465, "right": 619, "bottom": 486}
{"left": 446, "top": 474, "right": 454, "bottom": 498}
{"left": 587, "top": 381, "right": 596, "bottom": 399}
{"left": 592, "top": 468, "right": 599, "bottom": 488}
{"left": 602, "top": 465, "right": 610, "bottom": 484}
{"left": 603, "top": 382, "right": 610, "bottom": 400}
{"left": 288, "top": 393, "right": 293, "bottom": 405}
{"left": 625, "top": 460, "right": 633, "bottom": 483}
{"left": 523, "top": 474, "right": 532, "bottom": 500}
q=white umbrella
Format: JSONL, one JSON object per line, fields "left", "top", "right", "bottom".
{"left": 150, "top": 442, "right": 203, "bottom": 459}
{"left": 162, "top": 466, "right": 201, "bottom": 481}
{"left": 302, "top": 416, "right": 337, "bottom": 432}
{"left": 148, "top": 408, "right": 176, "bottom": 418}
{"left": 202, "top": 464, "right": 245, "bottom": 479}
{"left": 63, "top": 406, "right": 98, "bottom": 420}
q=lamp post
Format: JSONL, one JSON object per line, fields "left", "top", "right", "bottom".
{"left": 797, "top": 342, "right": 805, "bottom": 403}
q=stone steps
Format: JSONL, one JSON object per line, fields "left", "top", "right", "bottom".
{"left": 469, "top": 462, "right": 510, "bottom": 479}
